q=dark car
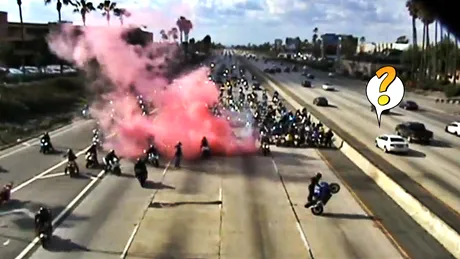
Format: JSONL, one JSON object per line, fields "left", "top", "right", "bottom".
{"left": 306, "top": 73, "right": 315, "bottom": 79}
{"left": 264, "top": 68, "right": 270, "bottom": 73}
{"left": 301, "top": 80, "right": 312, "bottom": 87}
{"left": 268, "top": 68, "right": 275, "bottom": 74}
{"left": 371, "top": 105, "right": 390, "bottom": 114}
{"left": 284, "top": 67, "right": 290, "bottom": 72}
{"left": 275, "top": 67, "right": 281, "bottom": 73}
{"left": 395, "top": 122, "right": 433, "bottom": 143}
{"left": 313, "top": 97, "right": 328, "bottom": 106}
{"left": 252, "top": 81, "right": 261, "bottom": 90}
{"left": 292, "top": 66, "right": 298, "bottom": 72}
{"left": 399, "top": 100, "right": 419, "bottom": 110}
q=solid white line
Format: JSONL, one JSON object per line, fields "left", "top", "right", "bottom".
{"left": 14, "top": 169, "right": 105, "bottom": 259}
{"left": 38, "top": 172, "right": 67, "bottom": 179}
{"left": 120, "top": 161, "right": 171, "bottom": 259}
{"left": 0, "top": 120, "right": 92, "bottom": 160}
{"left": 11, "top": 145, "right": 91, "bottom": 193}
{"left": 218, "top": 186, "right": 223, "bottom": 210}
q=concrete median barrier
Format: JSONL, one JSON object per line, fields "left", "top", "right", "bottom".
{"left": 239, "top": 56, "right": 460, "bottom": 258}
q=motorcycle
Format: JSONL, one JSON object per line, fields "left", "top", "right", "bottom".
{"left": 201, "top": 146, "right": 211, "bottom": 158}
{"left": 64, "top": 161, "right": 79, "bottom": 177}
{"left": 135, "top": 170, "right": 148, "bottom": 187}
{"left": 144, "top": 150, "right": 160, "bottom": 167}
{"left": 261, "top": 142, "right": 270, "bottom": 156}
{"left": 293, "top": 134, "right": 301, "bottom": 147}
{"left": 39, "top": 139, "right": 52, "bottom": 154}
{"left": 36, "top": 221, "right": 52, "bottom": 248}
{"left": 0, "top": 183, "right": 13, "bottom": 204}
{"left": 310, "top": 182, "right": 341, "bottom": 215}
{"left": 85, "top": 152, "right": 99, "bottom": 168}
{"left": 107, "top": 158, "right": 121, "bottom": 175}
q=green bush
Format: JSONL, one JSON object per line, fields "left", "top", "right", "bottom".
{"left": 0, "top": 76, "right": 86, "bottom": 122}
{"left": 444, "top": 84, "right": 460, "bottom": 98}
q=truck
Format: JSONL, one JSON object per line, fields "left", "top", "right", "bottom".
{"left": 395, "top": 122, "right": 433, "bottom": 144}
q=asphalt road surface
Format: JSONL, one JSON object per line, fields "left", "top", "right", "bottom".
{"left": 247, "top": 57, "right": 460, "bottom": 217}
{"left": 0, "top": 53, "right": 453, "bottom": 259}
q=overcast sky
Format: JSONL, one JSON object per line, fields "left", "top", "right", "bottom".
{"left": 0, "top": 0, "right": 442, "bottom": 45}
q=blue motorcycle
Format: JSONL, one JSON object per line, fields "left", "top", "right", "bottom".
{"left": 311, "top": 181, "right": 340, "bottom": 215}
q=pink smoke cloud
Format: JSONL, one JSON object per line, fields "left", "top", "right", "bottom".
{"left": 47, "top": 24, "right": 257, "bottom": 159}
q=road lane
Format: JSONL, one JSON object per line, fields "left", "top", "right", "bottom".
{"left": 26, "top": 160, "right": 168, "bottom": 259}
{"left": 0, "top": 154, "right": 102, "bottom": 259}
{"left": 127, "top": 159, "right": 221, "bottom": 258}
{"left": 123, "top": 149, "right": 405, "bottom": 259}
{"left": 272, "top": 147, "right": 404, "bottom": 259}
{"left": 249, "top": 58, "right": 460, "bottom": 216}
{"left": 0, "top": 119, "right": 96, "bottom": 187}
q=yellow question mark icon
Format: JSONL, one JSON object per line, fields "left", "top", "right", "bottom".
{"left": 375, "top": 66, "right": 396, "bottom": 106}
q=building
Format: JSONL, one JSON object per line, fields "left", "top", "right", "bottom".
{"left": 320, "top": 33, "right": 358, "bottom": 59}
{"left": 357, "top": 42, "right": 410, "bottom": 53}
{"left": 0, "top": 11, "right": 153, "bottom": 66}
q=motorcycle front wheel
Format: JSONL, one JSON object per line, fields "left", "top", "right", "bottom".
{"left": 329, "top": 183, "right": 340, "bottom": 194}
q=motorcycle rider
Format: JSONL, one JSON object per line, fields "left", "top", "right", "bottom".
{"left": 64, "top": 149, "right": 79, "bottom": 174}
{"left": 103, "top": 149, "right": 119, "bottom": 171}
{"left": 34, "top": 207, "right": 52, "bottom": 236}
{"left": 324, "top": 129, "right": 334, "bottom": 146}
{"left": 201, "top": 137, "right": 209, "bottom": 149}
{"left": 0, "top": 182, "right": 13, "bottom": 203}
{"left": 305, "top": 172, "right": 322, "bottom": 208}
{"left": 134, "top": 158, "right": 148, "bottom": 186}
{"left": 174, "top": 142, "right": 182, "bottom": 168}
{"left": 146, "top": 143, "right": 158, "bottom": 157}
{"left": 260, "top": 133, "right": 270, "bottom": 148}
{"left": 86, "top": 143, "right": 98, "bottom": 159}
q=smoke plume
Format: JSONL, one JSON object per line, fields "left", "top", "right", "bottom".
{"left": 47, "top": 24, "right": 257, "bottom": 159}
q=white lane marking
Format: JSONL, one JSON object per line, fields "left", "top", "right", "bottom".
{"left": 38, "top": 172, "right": 67, "bottom": 179}
{"left": 218, "top": 186, "right": 223, "bottom": 208}
{"left": 11, "top": 145, "right": 91, "bottom": 193}
{"left": 0, "top": 208, "right": 35, "bottom": 218}
{"left": 270, "top": 158, "right": 314, "bottom": 258}
{"left": 0, "top": 120, "right": 92, "bottom": 160}
{"left": 120, "top": 161, "right": 171, "bottom": 259}
{"left": 14, "top": 169, "right": 105, "bottom": 259}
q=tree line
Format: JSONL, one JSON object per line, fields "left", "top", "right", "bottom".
{"left": 7, "top": 0, "right": 222, "bottom": 71}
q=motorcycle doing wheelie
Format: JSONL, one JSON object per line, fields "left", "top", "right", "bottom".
{"left": 310, "top": 182, "right": 340, "bottom": 215}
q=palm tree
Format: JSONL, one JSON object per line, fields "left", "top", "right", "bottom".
{"left": 433, "top": 21, "right": 438, "bottom": 80}
{"left": 454, "top": 39, "right": 458, "bottom": 85}
{"left": 73, "top": 0, "right": 95, "bottom": 26}
{"left": 406, "top": 0, "right": 418, "bottom": 79}
{"left": 419, "top": 9, "right": 435, "bottom": 80}
{"left": 97, "top": 0, "right": 116, "bottom": 25}
{"left": 170, "top": 27, "right": 179, "bottom": 42}
{"left": 44, "top": 0, "right": 76, "bottom": 23}
{"left": 17, "top": 0, "right": 25, "bottom": 74}
{"left": 312, "top": 27, "right": 318, "bottom": 43}
{"left": 113, "top": 8, "right": 130, "bottom": 26}
{"left": 44, "top": 0, "right": 75, "bottom": 74}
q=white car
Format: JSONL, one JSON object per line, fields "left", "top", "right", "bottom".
{"left": 375, "top": 134, "right": 409, "bottom": 153}
{"left": 445, "top": 121, "right": 460, "bottom": 136}
{"left": 322, "top": 83, "right": 335, "bottom": 91}
{"left": 328, "top": 72, "right": 334, "bottom": 77}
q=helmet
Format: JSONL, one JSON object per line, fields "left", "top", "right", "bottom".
{"left": 315, "top": 172, "right": 322, "bottom": 179}
{"left": 109, "top": 149, "right": 115, "bottom": 154}
{"left": 38, "top": 207, "right": 46, "bottom": 214}
{"left": 67, "top": 148, "right": 72, "bottom": 153}
{"left": 136, "top": 157, "right": 142, "bottom": 162}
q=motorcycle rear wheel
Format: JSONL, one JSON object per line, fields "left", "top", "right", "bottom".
{"left": 311, "top": 204, "right": 324, "bottom": 215}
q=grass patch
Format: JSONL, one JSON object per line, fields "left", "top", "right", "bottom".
{"left": 0, "top": 76, "right": 87, "bottom": 147}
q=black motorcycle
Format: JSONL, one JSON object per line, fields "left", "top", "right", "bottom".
{"left": 261, "top": 142, "right": 270, "bottom": 156}
{"left": 135, "top": 170, "right": 148, "bottom": 187}
{"left": 144, "top": 150, "right": 160, "bottom": 167}
{"left": 36, "top": 221, "right": 52, "bottom": 248}
{"left": 39, "top": 139, "right": 52, "bottom": 154}
{"left": 64, "top": 161, "right": 79, "bottom": 177}
{"left": 85, "top": 153, "right": 99, "bottom": 168}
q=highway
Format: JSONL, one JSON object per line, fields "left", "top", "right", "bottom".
{"left": 0, "top": 51, "right": 452, "bottom": 259}
{"left": 247, "top": 57, "right": 460, "bottom": 218}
